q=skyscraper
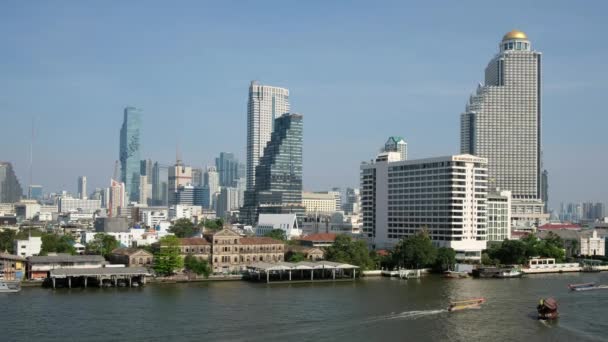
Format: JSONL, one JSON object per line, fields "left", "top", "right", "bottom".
{"left": 152, "top": 162, "right": 169, "bottom": 206}
{"left": 384, "top": 136, "right": 407, "bottom": 161}
{"left": 246, "top": 81, "right": 290, "bottom": 192}
{"left": 168, "top": 160, "right": 192, "bottom": 205}
{"left": 191, "top": 167, "right": 203, "bottom": 187}
{"left": 0, "top": 162, "right": 23, "bottom": 203}
{"left": 460, "top": 30, "right": 547, "bottom": 226}
{"left": 215, "top": 152, "right": 244, "bottom": 187}
{"left": 241, "top": 113, "right": 304, "bottom": 224}
{"left": 78, "top": 176, "right": 87, "bottom": 199}
{"left": 28, "top": 185, "right": 43, "bottom": 201}
{"left": 204, "top": 166, "right": 220, "bottom": 208}
{"left": 109, "top": 179, "right": 125, "bottom": 218}
{"left": 119, "top": 106, "right": 142, "bottom": 202}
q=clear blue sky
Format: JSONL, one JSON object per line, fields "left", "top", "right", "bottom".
{"left": 1, "top": 1, "right": 606, "bottom": 208}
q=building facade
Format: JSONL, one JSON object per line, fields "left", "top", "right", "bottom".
{"left": 246, "top": 82, "right": 290, "bottom": 192}
{"left": 302, "top": 192, "right": 338, "bottom": 214}
{"left": 242, "top": 113, "right": 304, "bottom": 224}
{"left": 216, "top": 152, "right": 244, "bottom": 187}
{"left": 361, "top": 154, "right": 488, "bottom": 260}
{"left": 78, "top": 176, "right": 87, "bottom": 199}
{"left": 384, "top": 136, "right": 407, "bottom": 161}
{"left": 460, "top": 30, "right": 547, "bottom": 227}
{"left": 119, "top": 106, "right": 142, "bottom": 202}
{"left": 168, "top": 162, "right": 192, "bottom": 206}
{"left": 58, "top": 197, "right": 102, "bottom": 213}
{"left": 486, "top": 189, "right": 512, "bottom": 242}
{"left": 580, "top": 230, "right": 605, "bottom": 257}
{"left": 0, "top": 162, "right": 22, "bottom": 203}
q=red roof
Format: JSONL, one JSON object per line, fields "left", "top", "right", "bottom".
{"left": 179, "top": 238, "right": 210, "bottom": 246}
{"left": 240, "top": 237, "right": 284, "bottom": 245}
{"left": 299, "top": 233, "right": 338, "bottom": 242}
{"left": 538, "top": 223, "right": 581, "bottom": 231}
{"left": 376, "top": 249, "right": 390, "bottom": 257}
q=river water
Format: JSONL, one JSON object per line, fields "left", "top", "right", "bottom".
{"left": 1, "top": 272, "right": 607, "bottom": 342}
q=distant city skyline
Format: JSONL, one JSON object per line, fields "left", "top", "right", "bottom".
{"left": 1, "top": 2, "right": 608, "bottom": 207}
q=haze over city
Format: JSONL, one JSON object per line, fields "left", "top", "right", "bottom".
{"left": 1, "top": 1, "right": 607, "bottom": 207}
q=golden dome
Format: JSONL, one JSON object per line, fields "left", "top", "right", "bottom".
{"left": 502, "top": 30, "right": 528, "bottom": 41}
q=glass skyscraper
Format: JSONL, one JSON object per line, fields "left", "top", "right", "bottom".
{"left": 0, "top": 162, "right": 22, "bottom": 203}
{"left": 215, "top": 152, "right": 244, "bottom": 187}
{"left": 119, "top": 106, "right": 142, "bottom": 202}
{"left": 241, "top": 113, "right": 304, "bottom": 224}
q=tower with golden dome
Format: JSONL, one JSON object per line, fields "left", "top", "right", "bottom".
{"left": 460, "top": 30, "right": 548, "bottom": 231}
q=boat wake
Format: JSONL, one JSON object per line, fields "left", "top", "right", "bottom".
{"left": 364, "top": 309, "right": 447, "bottom": 323}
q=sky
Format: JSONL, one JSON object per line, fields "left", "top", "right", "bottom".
{"left": 0, "top": 1, "right": 607, "bottom": 209}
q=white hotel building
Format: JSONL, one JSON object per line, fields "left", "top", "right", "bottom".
{"left": 361, "top": 153, "right": 488, "bottom": 260}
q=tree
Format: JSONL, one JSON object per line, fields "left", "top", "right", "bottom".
{"left": 286, "top": 251, "right": 306, "bottom": 262}
{"left": 85, "top": 233, "right": 120, "bottom": 258}
{"left": 0, "top": 230, "right": 16, "bottom": 254}
{"left": 40, "top": 233, "right": 76, "bottom": 255}
{"left": 202, "top": 218, "right": 224, "bottom": 231}
{"left": 169, "top": 218, "right": 198, "bottom": 238}
{"left": 325, "top": 235, "right": 375, "bottom": 270}
{"left": 153, "top": 236, "right": 183, "bottom": 276}
{"left": 264, "top": 229, "right": 286, "bottom": 241}
{"left": 433, "top": 247, "right": 456, "bottom": 272}
{"left": 184, "top": 254, "right": 211, "bottom": 278}
{"left": 392, "top": 232, "right": 437, "bottom": 269}
{"left": 487, "top": 239, "right": 527, "bottom": 265}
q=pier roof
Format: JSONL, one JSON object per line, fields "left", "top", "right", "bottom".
{"left": 49, "top": 267, "right": 152, "bottom": 278}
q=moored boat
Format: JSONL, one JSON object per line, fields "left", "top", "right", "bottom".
{"left": 568, "top": 282, "right": 608, "bottom": 291}
{"left": 443, "top": 271, "right": 468, "bottom": 279}
{"left": 537, "top": 297, "right": 558, "bottom": 320}
{"left": 494, "top": 268, "right": 522, "bottom": 278}
{"left": 448, "top": 298, "right": 485, "bottom": 312}
{"left": 0, "top": 280, "right": 21, "bottom": 293}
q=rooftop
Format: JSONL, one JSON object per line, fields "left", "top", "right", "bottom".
{"left": 0, "top": 252, "right": 26, "bottom": 262}
{"left": 299, "top": 233, "right": 338, "bottom": 242}
{"left": 28, "top": 254, "right": 106, "bottom": 264}
{"left": 240, "top": 237, "right": 284, "bottom": 245}
{"left": 111, "top": 248, "right": 152, "bottom": 256}
{"left": 502, "top": 30, "right": 528, "bottom": 41}
{"left": 179, "top": 238, "right": 210, "bottom": 246}
{"left": 538, "top": 223, "right": 582, "bottom": 231}
{"left": 49, "top": 267, "right": 151, "bottom": 278}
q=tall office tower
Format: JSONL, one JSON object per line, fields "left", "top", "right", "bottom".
{"left": 191, "top": 168, "right": 203, "bottom": 187}
{"left": 216, "top": 152, "right": 244, "bottom": 187}
{"left": 241, "top": 113, "right": 304, "bottom": 224}
{"left": 384, "top": 136, "right": 407, "bottom": 161}
{"left": 204, "top": 166, "right": 220, "bottom": 207}
{"left": 541, "top": 170, "right": 549, "bottom": 213}
{"left": 119, "top": 106, "right": 142, "bottom": 202}
{"left": 246, "top": 81, "right": 290, "bottom": 192}
{"left": 140, "top": 159, "right": 153, "bottom": 185}
{"left": 216, "top": 187, "right": 241, "bottom": 219}
{"left": 343, "top": 188, "right": 361, "bottom": 214}
{"left": 168, "top": 160, "right": 192, "bottom": 205}
{"left": 77, "top": 176, "right": 87, "bottom": 199}
{"left": 0, "top": 162, "right": 23, "bottom": 203}
{"left": 109, "top": 179, "right": 125, "bottom": 217}
{"left": 460, "top": 30, "right": 547, "bottom": 227}
{"left": 28, "top": 185, "right": 43, "bottom": 201}
{"left": 151, "top": 162, "right": 169, "bottom": 206}
{"left": 174, "top": 184, "right": 204, "bottom": 206}
{"left": 139, "top": 175, "right": 148, "bottom": 205}
{"left": 361, "top": 153, "right": 488, "bottom": 261}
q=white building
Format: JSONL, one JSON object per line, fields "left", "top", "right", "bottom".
{"left": 81, "top": 232, "right": 135, "bottom": 248}
{"left": 58, "top": 197, "right": 101, "bottom": 213}
{"left": 140, "top": 209, "right": 169, "bottom": 228}
{"left": 460, "top": 30, "right": 548, "bottom": 228}
{"left": 580, "top": 230, "right": 605, "bottom": 257}
{"left": 487, "top": 189, "right": 512, "bottom": 241}
{"left": 255, "top": 213, "right": 302, "bottom": 239}
{"left": 169, "top": 205, "right": 202, "bottom": 221}
{"left": 384, "top": 136, "right": 407, "bottom": 161}
{"left": 14, "top": 201, "right": 41, "bottom": 220}
{"left": 246, "top": 81, "right": 290, "bottom": 191}
{"left": 13, "top": 236, "right": 42, "bottom": 257}
{"left": 361, "top": 153, "right": 488, "bottom": 261}
{"left": 109, "top": 179, "right": 125, "bottom": 217}
{"left": 78, "top": 176, "right": 87, "bottom": 199}
{"left": 302, "top": 192, "right": 337, "bottom": 214}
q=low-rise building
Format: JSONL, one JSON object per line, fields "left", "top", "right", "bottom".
{"left": 255, "top": 213, "right": 302, "bottom": 239}
{"left": 285, "top": 245, "right": 325, "bottom": 261}
{"left": 209, "top": 228, "right": 284, "bottom": 273}
{"left": 580, "top": 230, "right": 605, "bottom": 257}
{"left": 27, "top": 254, "right": 106, "bottom": 280}
{"left": 13, "top": 236, "right": 42, "bottom": 257}
{"left": 109, "top": 248, "right": 153, "bottom": 267}
{"left": 0, "top": 252, "right": 26, "bottom": 280}
{"left": 298, "top": 233, "right": 338, "bottom": 248}
{"left": 178, "top": 238, "right": 211, "bottom": 261}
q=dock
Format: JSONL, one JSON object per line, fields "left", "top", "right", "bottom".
{"left": 49, "top": 267, "right": 152, "bottom": 288}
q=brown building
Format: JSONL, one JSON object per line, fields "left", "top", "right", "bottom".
{"left": 109, "top": 248, "right": 153, "bottom": 267}
{"left": 285, "top": 245, "right": 325, "bottom": 261}
{"left": 178, "top": 238, "right": 211, "bottom": 261}
{"left": 297, "top": 233, "right": 338, "bottom": 248}
{"left": 209, "top": 228, "right": 284, "bottom": 273}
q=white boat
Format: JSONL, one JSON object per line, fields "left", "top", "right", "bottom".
{"left": 0, "top": 280, "right": 21, "bottom": 293}
{"left": 569, "top": 282, "right": 608, "bottom": 291}
{"left": 494, "top": 268, "right": 522, "bottom": 278}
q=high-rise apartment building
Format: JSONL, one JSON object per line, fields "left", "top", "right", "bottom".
{"left": 0, "top": 162, "right": 22, "bottom": 203}
{"left": 460, "top": 30, "right": 546, "bottom": 227}
{"left": 204, "top": 166, "right": 220, "bottom": 208}
{"left": 487, "top": 189, "right": 512, "bottom": 242}
{"left": 242, "top": 113, "right": 304, "bottom": 224}
{"left": 191, "top": 168, "right": 203, "bottom": 187}
{"left": 216, "top": 187, "right": 241, "bottom": 219}
{"left": 361, "top": 153, "right": 488, "bottom": 260}
{"left": 216, "top": 152, "right": 244, "bottom": 187}
{"left": 168, "top": 161, "right": 192, "bottom": 206}
{"left": 78, "top": 176, "right": 87, "bottom": 200}
{"left": 246, "top": 82, "right": 290, "bottom": 192}
{"left": 109, "top": 179, "right": 125, "bottom": 217}
{"left": 119, "top": 107, "right": 142, "bottom": 202}
{"left": 384, "top": 136, "right": 407, "bottom": 161}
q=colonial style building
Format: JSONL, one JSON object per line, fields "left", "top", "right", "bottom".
{"left": 109, "top": 248, "right": 153, "bottom": 267}
{"left": 209, "top": 229, "right": 284, "bottom": 273}
{"left": 178, "top": 238, "right": 212, "bottom": 261}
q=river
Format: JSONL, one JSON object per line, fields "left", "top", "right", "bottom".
{"left": 1, "top": 272, "right": 607, "bottom": 342}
